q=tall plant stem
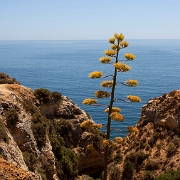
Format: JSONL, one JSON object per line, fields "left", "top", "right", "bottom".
{"left": 104, "top": 43, "right": 119, "bottom": 180}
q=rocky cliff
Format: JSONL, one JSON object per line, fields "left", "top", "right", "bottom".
{"left": 1, "top": 73, "right": 180, "bottom": 180}
{"left": 108, "top": 90, "right": 180, "bottom": 180}
{"left": 0, "top": 73, "right": 104, "bottom": 180}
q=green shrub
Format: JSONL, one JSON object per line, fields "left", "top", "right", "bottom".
{"left": 5, "top": 108, "right": 19, "bottom": 128}
{"left": 0, "top": 119, "right": 9, "bottom": 143}
{"left": 51, "top": 91, "right": 62, "bottom": 102}
{"left": 125, "top": 150, "right": 146, "bottom": 168}
{"left": 49, "top": 123, "right": 64, "bottom": 155}
{"left": 23, "top": 151, "right": 38, "bottom": 171}
{"left": 34, "top": 88, "right": 62, "bottom": 104}
{"left": 143, "top": 171, "right": 154, "bottom": 180}
{"left": 122, "top": 159, "right": 134, "bottom": 180}
{"left": 155, "top": 169, "right": 180, "bottom": 180}
{"left": 55, "top": 146, "right": 78, "bottom": 180}
{"left": 145, "top": 159, "right": 159, "bottom": 171}
{"left": 31, "top": 112, "right": 50, "bottom": 149}
{"left": 34, "top": 88, "right": 51, "bottom": 104}
{"left": 23, "top": 99, "right": 38, "bottom": 115}
{"left": 167, "top": 142, "right": 177, "bottom": 157}
{"left": 48, "top": 120, "right": 78, "bottom": 180}
{"left": 108, "top": 164, "right": 121, "bottom": 180}
{"left": 37, "top": 167, "right": 47, "bottom": 180}
{"left": 149, "top": 131, "right": 159, "bottom": 147}
{"left": 113, "top": 150, "right": 122, "bottom": 164}
{"left": 0, "top": 72, "right": 20, "bottom": 84}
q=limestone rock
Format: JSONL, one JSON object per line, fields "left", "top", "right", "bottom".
{"left": 0, "top": 83, "right": 104, "bottom": 179}
{"left": 140, "top": 90, "right": 180, "bottom": 130}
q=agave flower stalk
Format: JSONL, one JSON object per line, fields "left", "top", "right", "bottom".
{"left": 82, "top": 33, "right": 141, "bottom": 180}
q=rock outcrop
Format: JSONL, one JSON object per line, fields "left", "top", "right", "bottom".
{"left": 108, "top": 90, "right": 180, "bottom": 180}
{"left": 140, "top": 90, "right": 180, "bottom": 130}
{"left": 0, "top": 81, "right": 104, "bottom": 180}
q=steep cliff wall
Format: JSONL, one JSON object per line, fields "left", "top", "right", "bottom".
{"left": 0, "top": 82, "right": 104, "bottom": 180}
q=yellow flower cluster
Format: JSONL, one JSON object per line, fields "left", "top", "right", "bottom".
{"left": 89, "top": 71, "right": 103, "bottom": 78}
{"left": 80, "top": 120, "right": 93, "bottom": 128}
{"left": 101, "top": 80, "right": 113, "bottom": 88}
{"left": 82, "top": 98, "right": 97, "bottom": 105}
{"left": 104, "top": 49, "right": 116, "bottom": 56}
{"left": 113, "top": 137, "right": 123, "bottom": 143}
{"left": 108, "top": 37, "right": 115, "bottom": 44}
{"left": 94, "top": 90, "right": 110, "bottom": 98}
{"left": 86, "top": 144, "right": 94, "bottom": 151}
{"left": 126, "top": 80, "right": 139, "bottom": 87}
{"left": 120, "top": 41, "right": 129, "bottom": 48}
{"left": 127, "top": 95, "right": 141, "bottom": 102}
{"left": 127, "top": 126, "right": 139, "bottom": 133}
{"left": 110, "top": 112, "right": 124, "bottom": 122}
{"left": 124, "top": 53, "right": 136, "bottom": 60}
{"left": 114, "top": 62, "right": 131, "bottom": 72}
{"left": 104, "top": 107, "right": 121, "bottom": 113}
{"left": 101, "top": 139, "right": 112, "bottom": 147}
{"left": 99, "top": 56, "right": 112, "bottom": 63}
{"left": 110, "top": 44, "right": 119, "bottom": 51}
{"left": 114, "top": 33, "right": 124, "bottom": 41}
{"left": 80, "top": 120, "right": 102, "bottom": 130}
{"left": 92, "top": 123, "right": 102, "bottom": 129}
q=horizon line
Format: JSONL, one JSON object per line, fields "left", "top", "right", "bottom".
{"left": 0, "top": 38, "right": 180, "bottom": 41}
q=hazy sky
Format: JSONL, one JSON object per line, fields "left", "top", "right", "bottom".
{"left": 0, "top": 0, "right": 180, "bottom": 40}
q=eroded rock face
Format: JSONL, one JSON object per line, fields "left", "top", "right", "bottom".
{"left": 0, "top": 84, "right": 104, "bottom": 179}
{"left": 140, "top": 90, "right": 180, "bottom": 130}
{"left": 107, "top": 90, "right": 180, "bottom": 180}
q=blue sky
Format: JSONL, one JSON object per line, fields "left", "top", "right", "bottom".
{"left": 0, "top": 0, "right": 180, "bottom": 40}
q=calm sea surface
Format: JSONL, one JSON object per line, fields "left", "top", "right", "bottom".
{"left": 0, "top": 40, "right": 180, "bottom": 138}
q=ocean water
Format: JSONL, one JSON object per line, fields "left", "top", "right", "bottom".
{"left": 0, "top": 39, "right": 180, "bottom": 138}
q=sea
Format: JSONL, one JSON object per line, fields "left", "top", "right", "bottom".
{"left": 0, "top": 39, "right": 180, "bottom": 138}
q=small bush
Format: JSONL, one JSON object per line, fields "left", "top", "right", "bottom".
{"left": 51, "top": 91, "right": 62, "bottom": 102}
{"left": 23, "top": 151, "right": 38, "bottom": 171}
{"left": 31, "top": 112, "right": 50, "bottom": 149}
{"left": 113, "top": 151, "right": 122, "bottom": 164}
{"left": 167, "top": 142, "right": 177, "bottom": 157}
{"left": 143, "top": 171, "right": 154, "bottom": 180}
{"left": 0, "top": 120, "right": 9, "bottom": 143}
{"left": 23, "top": 99, "right": 38, "bottom": 115}
{"left": 108, "top": 164, "right": 121, "bottom": 180}
{"left": 155, "top": 169, "right": 180, "bottom": 180}
{"left": 0, "top": 72, "right": 20, "bottom": 84}
{"left": 34, "top": 88, "right": 51, "bottom": 104}
{"left": 122, "top": 159, "right": 134, "bottom": 180}
{"left": 34, "top": 88, "right": 62, "bottom": 104}
{"left": 149, "top": 131, "right": 159, "bottom": 147}
{"left": 55, "top": 146, "right": 78, "bottom": 180}
{"left": 5, "top": 108, "right": 19, "bottom": 128}
{"left": 126, "top": 150, "right": 146, "bottom": 168}
{"left": 48, "top": 120, "right": 78, "bottom": 180}
{"left": 37, "top": 167, "right": 47, "bottom": 180}
{"left": 145, "top": 159, "right": 159, "bottom": 171}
